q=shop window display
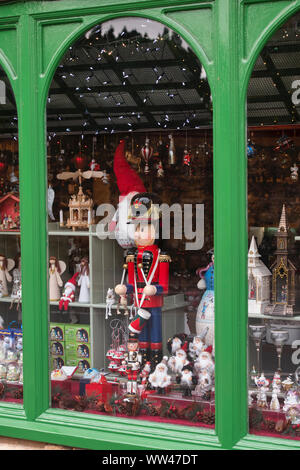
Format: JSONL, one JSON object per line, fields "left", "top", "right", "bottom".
{"left": 0, "top": 67, "right": 23, "bottom": 404}
{"left": 47, "top": 18, "right": 215, "bottom": 427}
{"left": 248, "top": 11, "right": 300, "bottom": 440}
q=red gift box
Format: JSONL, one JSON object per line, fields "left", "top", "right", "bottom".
{"left": 85, "top": 375, "right": 113, "bottom": 402}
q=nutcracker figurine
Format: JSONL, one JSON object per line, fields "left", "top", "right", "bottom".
{"left": 123, "top": 335, "right": 142, "bottom": 396}
{"left": 115, "top": 192, "right": 170, "bottom": 368}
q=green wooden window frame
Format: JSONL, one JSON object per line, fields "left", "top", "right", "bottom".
{"left": 0, "top": 0, "right": 298, "bottom": 451}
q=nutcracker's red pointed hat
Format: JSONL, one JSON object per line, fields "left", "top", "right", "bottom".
{"left": 113, "top": 140, "right": 146, "bottom": 196}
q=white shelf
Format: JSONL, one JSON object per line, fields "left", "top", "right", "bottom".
{"left": 249, "top": 312, "right": 300, "bottom": 321}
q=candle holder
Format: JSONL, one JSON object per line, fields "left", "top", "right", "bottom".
{"left": 249, "top": 325, "right": 266, "bottom": 374}
{"left": 270, "top": 329, "right": 289, "bottom": 372}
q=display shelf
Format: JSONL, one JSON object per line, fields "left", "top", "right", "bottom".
{"left": 0, "top": 231, "right": 20, "bottom": 236}
{"left": 249, "top": 312, "right": 300, "bottom": 322}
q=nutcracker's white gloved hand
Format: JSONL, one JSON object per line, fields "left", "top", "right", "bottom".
{"left": 143, "top": 285, "right": 157, "bottom": 296}
{"left": 115, "top": 284, "right": 127, "bottom": 295}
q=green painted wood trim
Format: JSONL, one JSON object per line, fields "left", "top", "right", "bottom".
{"left": 0, "top": 0, "right": 299, "bottom": 450}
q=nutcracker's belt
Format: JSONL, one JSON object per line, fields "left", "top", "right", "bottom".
{"left": 136, "top": 282, "right": 159, "bottom": 288}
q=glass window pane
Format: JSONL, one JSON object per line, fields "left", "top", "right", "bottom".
{"left": 248, "top": 11, "right": 300, "bottom": 440}
{"left": 0, "top": 67, "right": 23, "bottom": 404}
{"left": 47, "top": 17, "right": 214, "bottom": 428}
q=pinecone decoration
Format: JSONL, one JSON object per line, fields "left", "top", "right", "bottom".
{"left": 148, "top": 403, "right": 159, "bottom": 416}
{"left": 201, "top": 410, "right": 215, "bottom": 425}
{"left": 11, "top": 388, "right": 23, "bottom": 399}
{"left": 264, "top": 418, "right": 276, "bottom": 432}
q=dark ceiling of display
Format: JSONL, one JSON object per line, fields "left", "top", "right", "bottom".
{"left": 0, "top": 18, "right": 299, "bottom": 135}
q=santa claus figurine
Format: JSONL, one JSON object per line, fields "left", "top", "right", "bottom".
{"left": 180, "top": 364, "right": 195, "bottom": 397}
{"left": 195, "top": 368, "right": 213, "bottom": 399}
{"left": 59, "top": 272, "right": 79, "bottom": 311}
{"left": 167, "top": 333, "right": 188, "bottom": 356}
{"left": 188, "top": 335, "right": 205, "bottom": 361}
{"left": 194, "top": 348, "right": 215, "bottom": 377}
{"left": 168, "top": 348, "right": 189, "bottom": 378}
{"left": 148, "top": 356, "right": 171, "bottom": 395}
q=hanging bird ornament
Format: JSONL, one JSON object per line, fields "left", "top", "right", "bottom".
{"left": 141, "top": 137, "right": 153, "bottom": 174}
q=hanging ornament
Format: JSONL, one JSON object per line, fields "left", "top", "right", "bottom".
{"left": 74, "top": 141, "right": 87, "bottom": 170}
{"left": 247, "top": 139, "right": 257, "bottom": 158}
{"left": 183, "top": 145, "right": 192, "bottom": 177}
{"left": 168, "top": 133, "right": 176, "bottom": 166}
{"left": 0, "top": 153, "right": 7, "bottom": 176}
{"left": 89, "top": 136, "right": 101, "bottom": 171}
{"left": 290, "top": 162, "right": 299, "bottom": 181}
{"left": 141, "top": 136, "right": 153, "bottom": 174}
{"left": 157, "top": 159, "right": 164, "bottom": 178}
{"left": 273, "top": 134, "right": 294, "bottom": 153}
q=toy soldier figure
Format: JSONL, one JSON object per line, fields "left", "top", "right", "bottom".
{"left": 123, "top": 335, "right": 142, "bottom": 396}
{"left": 115, "top": 192, "right": 170, "bottom": 369}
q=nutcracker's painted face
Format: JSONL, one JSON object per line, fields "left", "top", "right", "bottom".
{"left": 134, "top": 222, "right": 156, "bottom": 247}
{"left": 127, "top": 340, "right": 139, "bottom": 351}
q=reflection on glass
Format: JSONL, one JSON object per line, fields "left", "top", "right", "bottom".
{"left": 0, "top": 67, "right": 22, "bottom": 404}
{"left": 248, "top": 11, "right": 300, "bottom": 440}
{"left": 47, "top": 18, "right": 215, "bottom": 427}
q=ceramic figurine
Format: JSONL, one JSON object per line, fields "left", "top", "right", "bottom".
{"left": 77, "top": 257, "right": 90, "bottom": 303}
{"left": 148, "top": 357, "right": 171, "bottom": 395}
{"left": 270, "top": 391, "right": 281, "bottom": 411}
{"left": 283, "top": 389, "right": 299, "bottom": 412}
{"left": 49, "top": 256, "right": 66, "bottom": 301}
{"left": 195, "top": 249, "right": 215, "bottom": 348}
{"left": 255, "top": 372, "right": 269, "bottom": 408}
{"left": 168, "top": 133, "right": 176, "bottom": 165}
{"left": 248, "top": 236, "right": 271, "bottom": 314}
{"left": 272, "top": 371, "right": 282, "bottom": 392}
{"left": 0, "top": 254, "right": 14, "bottom": 297}
{"left": 115, "top": 191, "right": 170, "bottom": 367}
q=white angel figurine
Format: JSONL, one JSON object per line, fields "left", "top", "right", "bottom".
{"left": 0, "top": 254, "right": 14, "bottom": 297}
{"left": 49, "top": 256, "right": 66, "bottom": 301}
{"left": 77, "top": 257, "right": 90, "bottom": 303}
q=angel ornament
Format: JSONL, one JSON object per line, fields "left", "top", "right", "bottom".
{"left": 77, "top": 257, "right": 90, "bottom": 303}
{"left": 49, "top": 256, "right": 66, "bottom": 301}
{"left": 0, "top": 255, "right": 14, "bottom": 297}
